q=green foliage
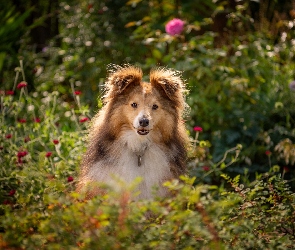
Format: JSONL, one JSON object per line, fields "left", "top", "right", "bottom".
{"left": 1, "top": 0, "right": 295, "bottom": 248}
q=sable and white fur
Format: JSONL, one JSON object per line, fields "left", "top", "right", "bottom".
{"left": 77, "top": 65, "right": 189, "bottom": 200}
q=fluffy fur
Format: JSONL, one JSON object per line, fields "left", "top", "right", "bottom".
{"left": 77, "top": 65, "right": 190, "bottom": 200}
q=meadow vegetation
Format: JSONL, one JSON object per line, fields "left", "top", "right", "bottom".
{"left": 1, "top": 0, "right": 295, "bottom": 248}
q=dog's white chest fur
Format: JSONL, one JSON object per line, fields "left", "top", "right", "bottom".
{"left": 87, "top": 131, "right": 172, "bottom": 199}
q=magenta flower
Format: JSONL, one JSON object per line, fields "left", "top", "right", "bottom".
{"left": 75, "top": 90, "right": 82, "bottom": 95}
{"left": 53, "top": 139, "right": 59, "bottom": 145}
{"left": 6, "top": 90, "right": 14, "bottom": 95}
{"left": 5, "top": 134, "right": 12, "bottom": 139}
{"left": 17, "top": 81, "right": 27, "bottom": 89}
{"left": 18, "top": 118, "right": 26, "bottom": 123}
{"left": 165, "top": 18, "right": 184, "bottom": 36}
{"left": 45, "top": 152, "right": 52, "bottom": 158}
{"left": 67, "top": 176, "right": 74, "bottom": 182}
{"left": 79, "top": 117, "right": 89, "bottom": 123}
{"left": 193, "top": 126, "right": 203, "bottom": 132}
{"left": 9, "top": 190, "right": 16, "bottom": 196}
{"left": 17, "top": 151, "right": 28, "bottom": 158}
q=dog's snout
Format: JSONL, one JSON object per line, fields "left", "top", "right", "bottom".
{"left": 139, "top": 118, "right": 149, "bottom": 127}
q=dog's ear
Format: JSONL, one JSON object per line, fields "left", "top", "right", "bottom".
{"left": 105, "top": 65, "right": 143, "bottom": 98}
{"left": 150, "top": 68, "right": 186, "bottom": 104}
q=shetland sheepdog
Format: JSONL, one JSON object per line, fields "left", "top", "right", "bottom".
{"left": 77, "top": 65, "right": 190, "bottom": 200}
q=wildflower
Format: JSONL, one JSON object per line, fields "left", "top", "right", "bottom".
{"left": 203, "top": 166, "right": 210, "bottom": 172}
{"left": 165, "top": 18, "right": 184, "bottom": 36}
{"left": 265, "top": 150, "right": 272, "bottom": 156}
{"left": 18, "top": 118, "right": 26, "bottom": 123}
{"left": 34, "top": 118, "right": 41, "bottom": 123}
{"left": 17, "top": 81, "right": 27, "bottom": 89}
{"left": 193, "top": 126, "right": 203, "bottom": 132}
{"left": 45, "top": 152, "right": 52, "bottom": 158}
{"left": 9, "top": 190, "right": 16, "bottom": 196}
{"left": 283, "top": 166, "right": 290, "bottom": 172}
{"left": 80, "top": 117, "right": 89, "bottom": 123}
{"left": 5, "top": 134, "right": 12, "bottom": 139}
{"left": 67, "top": 176, "right": 74, "bottom": 182}
{"left": 74, "top": 90, "right": 82, "bottom": 95}
{"left": 289, "top": 81, "right": 295, "bottom": 91}
{"left": 53, "top": 139, "right": 59, "bottom": 145}
{"left": 24, "top": 136, "right": 30, "bottom": 143}
{"left": 6, "top": 90, "right": 14, "bottom": 95}
{"left": 17, "top": 151, "right": 28, "bottom": 158}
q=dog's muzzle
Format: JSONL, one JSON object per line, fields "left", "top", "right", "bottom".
{"left": 137, "top": 118, "right": 150, "bottom": 135}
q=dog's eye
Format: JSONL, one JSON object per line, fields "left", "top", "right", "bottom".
{"left": 152, "top": 104, "right": 158, "bottom": 110}
{"left": 131, "top": 103, "right": 138, "bottom": 108}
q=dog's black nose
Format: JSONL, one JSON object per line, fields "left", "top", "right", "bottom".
{"left": 139, "top": 118, "right": 149, "bottom": 127}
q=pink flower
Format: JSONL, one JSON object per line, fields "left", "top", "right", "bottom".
{"left": 5, "top": 134, "right": 12, "bottom": 139}
{"left": 17, "top": 81, "right": 27, "bottom": 89}
{"left": 75, "top": 90, "right": 82, "bottom": 95}
{"left": 6, "top": 90, "right": 14, "bottom": 95}
{"left": 53, "top": 139, "right": 59, "bottom": 145}
{"left": 67, "top": 176, "right": 74, "bottom": 182}
{"left": 79, "top": 117, "right": 89, "bottom": 123}
{"left": 18, "top": 118, "right": 26, "bottom": 123}
{"left": 45, "top": 152, "right": 52, "bottom": 158}
{"left": 265, "top": 150, "right": 271, "bottom": 156}
{"left": 202, "top": 166, "right": 210, "bottom": 172}
{"left": 165, "top": 18, "right": 184, "bottom": 36}
{"left": 9, "top": 190, "right": 16, "bottom": 196}
{"left": 193, "top": 126, "right": 203, "bottom": 132}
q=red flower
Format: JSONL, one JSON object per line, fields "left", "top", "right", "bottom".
{"left": 34, "top": 118, "right": 41, "bottom": 123}
{"left": 202, "top": 166, "right": 210, "bottom": 172}
{"left": 67, "top": 176, "right": 74, "bottom": 182}
{"left": 17, "top": 81, "right": 27, "bottom": 89}
{"left": 193, "top": 126, "right": 203, "bottom": 132}
{"left": 6, "top": 90, "right": 14, "bottom": 95}
{"left": 265, "top": 150, "right": 271, "bottom": 156}
{"left": 53, "top": 139, "right": 59, "bottom": 145}
{"left": 9, "top": 190, "right": 16, "bottom": 196}
{"left": 79, "top": 117, "right": 89, "bottom": 123}
{"left": 18, "top": 118, "right": 26, "bottom": 123}
{"left": 5, "top": 134, "right": 12, "bottom": 139}
{"left": 75, "top": 90, "right": 82, "bottom": 95}
{"left": 17, "top": 151, "right": 28, "bottom": 158}
{"left": 24, "top": 136, "right": 30, "bottom": 143}
{"left": 45, "top": 152, "right": 52, "bottom": 157}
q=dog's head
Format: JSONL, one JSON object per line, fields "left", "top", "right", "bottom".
{"left": 104, "top": 65, "right": 186, "bottom": 138}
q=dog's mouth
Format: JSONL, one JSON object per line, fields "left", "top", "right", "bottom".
{"left": 137, "top": 128, "right": 149, "bottom": 135}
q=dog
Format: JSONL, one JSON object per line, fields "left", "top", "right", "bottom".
{"left": 77, "top": 65, "right": 190, "bottom": 200}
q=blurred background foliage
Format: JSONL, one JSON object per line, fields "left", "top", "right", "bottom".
{"left": 1, "top": 0, "right": 295, "bottom": 184}
{"left": 1, "top": 1, "right": 295, "bottom": 248}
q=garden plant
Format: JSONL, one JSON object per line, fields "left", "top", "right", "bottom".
{"left": 1, "top": 0, "right": 295, "bottom": 249}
